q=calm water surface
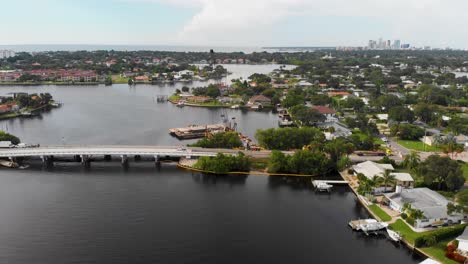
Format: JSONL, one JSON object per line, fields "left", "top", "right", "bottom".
{"left": 0, "top": 65, "right": 422, "bottom": 264}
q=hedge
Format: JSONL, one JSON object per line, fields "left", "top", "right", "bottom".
{"left": 415, "top": 224, "right": 468, "bottom": 247}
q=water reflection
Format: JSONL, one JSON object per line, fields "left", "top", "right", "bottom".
{"left": 191, "top": 172, "right": 247, "bottom": 186}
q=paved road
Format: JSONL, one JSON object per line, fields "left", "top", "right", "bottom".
{"left": 387, "top": 137, "right": 468, "bottom": 162}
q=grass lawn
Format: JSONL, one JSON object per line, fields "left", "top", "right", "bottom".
{"left": 390, "top": 220, "right": 463, "bottom": 264}
{"left": 168, "top": 95, "right": 181, "bottom": 102}
{"left": 368, "top": 204, "right": 392, "bottom": 222}
{"left": 397, "top": 140, "right": 442, "bottom": 152}
{"left": 389, "top": 219, "right": 423, "bottom": 244}
{"left": 112, "top": 75, "right": 129, "bottom": 84}
{"left": 421, "top": 239, "right": 459, "bottom": 264}
{"left": 352, "top": 130, "right": 385, "bottom": 145}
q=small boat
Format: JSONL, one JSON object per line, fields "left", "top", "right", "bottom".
{"left": 231, "top": 105, "right": 240, "bottom": 109}
{"left": 386, "top": 228, "right": 401, "bottom": 242}
{"left": 18, "top": 165, "right": 30, "bottom": 170}
{"left": 176, "top": 101, "right": 185, "bottom": 107}
{"left": 315, "top": 182, "right": 332, "bottom": 192}
{"left": 360, "top": 221, "right": 389, "bottom": 235}
{"left": 349, "top": 219, "right": 378, "bottom": 230}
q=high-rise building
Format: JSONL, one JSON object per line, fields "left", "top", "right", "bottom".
{"left": 393, "top": 40, "right": 401, "bottom": 50}
{"left": 0, "top": 50, "right": 16, "bottom": 59}
{"left": 387, "top": 40, "right": 391, "bottom": 49}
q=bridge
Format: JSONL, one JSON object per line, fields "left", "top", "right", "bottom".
{"left": 0, "top": 145, "right": 396, "bottom": 168}
{"left": 0, "top": 145, "right": 275, "bottom": 167}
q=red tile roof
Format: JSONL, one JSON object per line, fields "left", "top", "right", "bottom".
{"left": 327, "top": 91, "right": 350, "bottom": 96}
{"left": 311, "top": 105, "right": 336, "bottom": 114}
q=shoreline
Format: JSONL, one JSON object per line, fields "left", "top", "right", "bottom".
{"left": 177, "top": 159, "right": 325, "bottom": 177}
{"left": 338, "top": 170, "right": 445, "bottom": 262}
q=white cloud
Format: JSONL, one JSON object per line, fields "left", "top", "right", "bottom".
{"left": 124, "top": 0, "right": 468, "bottom": 47}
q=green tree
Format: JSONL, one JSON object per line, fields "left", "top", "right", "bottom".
{"left": 341, "top": 97, "right": 365, "bottom": 112}
{"left": 447, "top": 190, "right": 468, "bottom": 215}
{"left": 418, "top": 155, "right": 464, "bottom": 191}
{"left": 289, "top": 105, "right": 325, "bottom": 126}
{"left": 402, "top": 151, "right": 421, "bottom": 172}
{"left": 414, "top": 103, "right": 438, "bottom": 123}
{"left": 310, "top": 94, "right": 332, "bottom": 106}
{"left": 282, "top": 93, "right": 305, "bottom": 108}
{"left": 190, "top": 132, "right": 243, "bottom": 149}
{"left": 441, "top": 142, "right": 465, "bottom": 159}
{"left": 388, "top": 106, "right": 415, "bottom": 123}
{"left": 390, "top": 124, "right": 425, "bottom": 140}
{"left": 381, "top": 169, "right": 396, "bottom": 192}
{"left": 0, "top": 131, "right": 20, "bottom": 144}
{"left": 267, "top": 150, "right": 288, "bottom": 173}
{"left": 324, "top": 138, "right": 354, "bottom": 162}
{"left": 206, "top": 84, "right": 221, "bottom": 98}
{"left": 374, "top": 94, "right": 402, "bottom": 111}
{"left": 256, "top": 127, "right": 325, "bottom": 150}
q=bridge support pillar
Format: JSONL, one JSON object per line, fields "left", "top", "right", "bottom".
{"left": 154, "top": 155, "right": 161, "bottom": 168}
{"left": 80, "top": 155, "right": 90, "bottom": 167}
{"left": 121, "top": 155, "right": 128, "bottom": 167}
{"left": 104, "top": 155, "right": 112, "bottom": 161}
{"left": 41, "top": 155, "right": 54, "bottom": 167}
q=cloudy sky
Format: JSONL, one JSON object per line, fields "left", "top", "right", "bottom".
{"left": 1, "top": 0, "right": 467, "bottom": 48}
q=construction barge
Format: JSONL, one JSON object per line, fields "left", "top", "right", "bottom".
{"left": 169, "top": 124, "right": 230, "bottom": 140}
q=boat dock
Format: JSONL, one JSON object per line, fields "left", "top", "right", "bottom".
{"left": 312, "top": 180, "right": 348, "bottom": 186}
{"left": 169, "top": 124, "right": 229, "bottom": 140}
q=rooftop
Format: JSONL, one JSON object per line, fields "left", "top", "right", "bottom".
{"left": 384, "top": 188, "right": 451, "bottom": 219}
{"left": 352, "top": 161, "right": 394, "bottom": 180}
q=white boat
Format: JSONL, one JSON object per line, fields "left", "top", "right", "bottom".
{"left": 231, "top": 105, "right": 240, "bottom": 109}
{"left": 386, "top": 228, "right": 401, "bottom": 242}
{"left": 349, "top": 219, "right": 378, "bottom": 230}
{"left": 359, "top": 221, "right": 389, "bottom": 234}
{"left": 315, "top": 182, "right": 332, "bottom": 192}
{"left": 176, "top": 101, "right": 185, "bottom": 107}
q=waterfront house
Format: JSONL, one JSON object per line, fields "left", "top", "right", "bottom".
{"left": 311, "top": 105, "right": 336, "bottom": 121}
{"left": 456, "top": 228, "right": 468, "bottom": 256}
{"left": 218, "top": 97, "right": 243, "bottom": 104}
{"left": 134, "top": 75, "right": 149, "bottom": 83}
{"left": 353, "top": 161, "right": 394, "bottom": 180}
{"left": 383, "top": 187, "right": 465, "bottom": 228}
{"left": 248, "top": 95, "right": 271, "bottom": 105}
{"left": 352, "top": 161, "right": 414, "bottom": 187}
{"left": 0, "top": 102, "right": 18, "bottom": 113}
{"left": 327, "top": 91, "right": 350, "bottom": 97}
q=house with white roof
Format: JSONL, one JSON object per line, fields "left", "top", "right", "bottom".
{"left": 352, "top": 161, "right": 414, "bottom": 187}
{"left": 456, "top": 227, "right": 468, "bottom": 256}
{"left": 383, "top": 188, "right": 465, "bottom": 228}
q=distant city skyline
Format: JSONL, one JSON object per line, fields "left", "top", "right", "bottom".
{"left": 1, "top": 0, "right": 468, "bottom": 49}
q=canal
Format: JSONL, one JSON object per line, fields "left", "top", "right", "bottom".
{"left": 0, "top": 64, "right": 423, "bottom": 264}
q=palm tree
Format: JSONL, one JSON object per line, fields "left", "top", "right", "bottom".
{"left": 403, "top": 151, "right": 420, "bottom": 171}
{"left": 411, "top": 209, "right": 425, "bottom": 220}
{"left": 381, "top": 169, "right": 396, "bottom": 192}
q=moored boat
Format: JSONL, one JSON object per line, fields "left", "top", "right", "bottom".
{"left": 386, "top": 228, "right": 401, "bottom": 242}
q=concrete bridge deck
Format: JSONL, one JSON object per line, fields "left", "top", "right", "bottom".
{"left": 0, "top": 145, "right": 393, "bottom": 163}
